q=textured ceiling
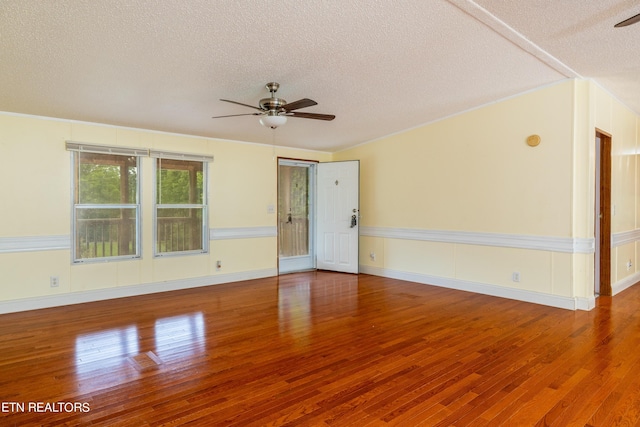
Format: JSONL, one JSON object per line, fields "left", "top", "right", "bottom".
{"left": 0, "top": 0, "right": 638, "bottom": 152}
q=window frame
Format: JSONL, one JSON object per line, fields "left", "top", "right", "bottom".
{"left": 68, "top": 143, "right": 145, "bottom": 263}
{"left": 152, "top": 151, "right": 211, "bottom": 257}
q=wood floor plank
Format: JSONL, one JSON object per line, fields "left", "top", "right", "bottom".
{"left": 2, "top": 271, "right": 640, "bottom": 425}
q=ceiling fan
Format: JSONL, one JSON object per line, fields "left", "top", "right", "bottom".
{"left": 212, "top": 82, "right": 335, "bottom": 129}
{"left": 615, "top": 12, "right": 640, "bottom": 27}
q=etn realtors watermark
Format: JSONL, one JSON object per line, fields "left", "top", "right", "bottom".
{"left": 2, "top": 401, "right": 90, "bottom": 413}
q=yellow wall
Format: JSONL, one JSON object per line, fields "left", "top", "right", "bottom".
{"left": 0, "top": 113, "right": 330, "bottom": 306}
{"left": 339, "top": 81, "right": 574, "bottom": 235}
{"left": 1, "top": 78, "right": 638, "bottom": 311}
{"left": 337, "top": 80, "right": 639, "bottom": 307}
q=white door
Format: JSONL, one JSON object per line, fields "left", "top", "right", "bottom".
{"left": 316, "top": 161, "right": 359, "bottom": 273}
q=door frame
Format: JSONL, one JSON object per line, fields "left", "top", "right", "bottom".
{"left": 595, "top": 129, "right": 612, "bottom": 296}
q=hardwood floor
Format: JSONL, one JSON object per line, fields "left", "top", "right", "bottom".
{"left": 1, "top": 272, "right": 640, "bottom": 426}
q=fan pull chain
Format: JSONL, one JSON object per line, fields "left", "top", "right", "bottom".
{"left": 271, "top": 130, "right": 276, "bottom": 161}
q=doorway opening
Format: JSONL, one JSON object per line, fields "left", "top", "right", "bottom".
{"left": 277, "top": 159, "right": 360, "bottom": 275}
{"left": 595, "top": 130, "right": 612, "bottom": 296}
{"left": 278, "top": 159, "right": 316, "bottom": 274}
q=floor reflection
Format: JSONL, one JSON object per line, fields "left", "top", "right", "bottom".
{"left": 154, "top": 312, "right": 206, "bottom": 359}
{"left": 74, "top": 312, "right": 205, "bottom": 393}
{"left": 278, "top": 281, "right": 312, "bottom": 345}
{"left": 75, "top": 326, "right": 139, "bottom": 375}
{"left": 278, "top": 276, "right": 360, "bottom": 345}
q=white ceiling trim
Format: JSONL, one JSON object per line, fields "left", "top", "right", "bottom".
{"left": 447, "top": 0, "right": 582, "bottom": 79}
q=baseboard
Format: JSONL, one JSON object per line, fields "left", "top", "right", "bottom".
{"left": 612, "top": 271, "right": 640, "bottom": 296}
{"left": 1, "top": 263, "right": 619, "bottom": 315}
{"left": 0, "top": 268, "right": 277, "bottom": 314}
{"left": 360, "top": 265, "right": 593, "bottom": 311}
{"left": 575, "top": 296, "right": 596, "bottom": 311}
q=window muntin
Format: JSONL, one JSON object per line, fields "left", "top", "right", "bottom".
{"left": 72, "top": 152, "right": 140, "bottom": 262}
{"left": 154, "top": 158, "right": 208, "bottom": 255}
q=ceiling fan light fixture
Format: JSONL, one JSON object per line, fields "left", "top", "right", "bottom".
{"left": 260, "top": 114, "right": 287, "bottom": 129}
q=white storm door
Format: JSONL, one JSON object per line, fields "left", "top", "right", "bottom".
{"left": 316, "top": 161, "right": 359, "bottom": 273}
{"left": 278, "top": 160, "right": 316, "bottom": 274}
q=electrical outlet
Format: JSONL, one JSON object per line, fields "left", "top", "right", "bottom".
{"left": 216, "top": 260, "right": 222, "bottom": 270}
{"left": 50, "top": 276, "right": 59, "bottom": 287}
{"left": 512, "top": 272, "right": 521, "bottom": 283}
{"left": 369, "top": 252, "right": 376, "bottom": 261}
{"left": 627, "top": 260, "right": 633, "bottom": 271}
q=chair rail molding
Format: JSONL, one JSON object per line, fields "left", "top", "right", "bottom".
{"left": 0, "top": 228, "right": 279, "bottom": 254}
{"left": 360, "top": 226, "right": 594, "bottom": 253}
{"left": 611, "top": 229, "right": 640, "bottom": 247}
{"left": 209, "top": 226, "right": 277, "bottom": 240}
{"left": 0, "top": 235, "right": 71, "bottom": 253}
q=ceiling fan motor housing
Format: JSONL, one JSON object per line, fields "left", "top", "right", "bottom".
{"left": 259, "top": 97, "right": 287, "bottom": 112}
{"left": 260, "top": 82, "right": 286, "bottom": 113}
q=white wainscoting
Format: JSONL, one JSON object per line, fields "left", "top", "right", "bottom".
{"left": 0, "top": 227, "right": 279, "bottom": 314}
{"left": 3, "top": 226, "right": 638, "bottom": 312}
{"left": 0, "top": 268, "right": 277, "bottom": 314}
{"left": 610, "top": 229, "right": 640, "bottom": 296}
{"left": 613, "top": 271, "right": 640, "bottom": 296}
{"left": 360, "top": 265, "right": 596, "bottom": 311}
{"left": 359, "top": 226, "right": 604, "bottom": 311}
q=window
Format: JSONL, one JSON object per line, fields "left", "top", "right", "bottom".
{"left": 68, "top": 143, "right": 144, "bottom": 262}
{"left": 66, "top": 142, "right": 211, "bottom": 261}
{"left": 153, "top": 154, "right": 209, "bottom": 256}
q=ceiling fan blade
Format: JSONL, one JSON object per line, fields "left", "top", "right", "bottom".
{"left": 220, "top": 99, "right": 264, "bottom": 111}
{"left": 288, "top": 112, "right": 335, "bottom": 121}
{"left": 615, "top": 12, "right": 640, "bottom": 27}
{"left": 283, "top": 98, "right": 317, "bottom": 112}
{"left": 212, "top": 112, "right": 262, "bottom": 119}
